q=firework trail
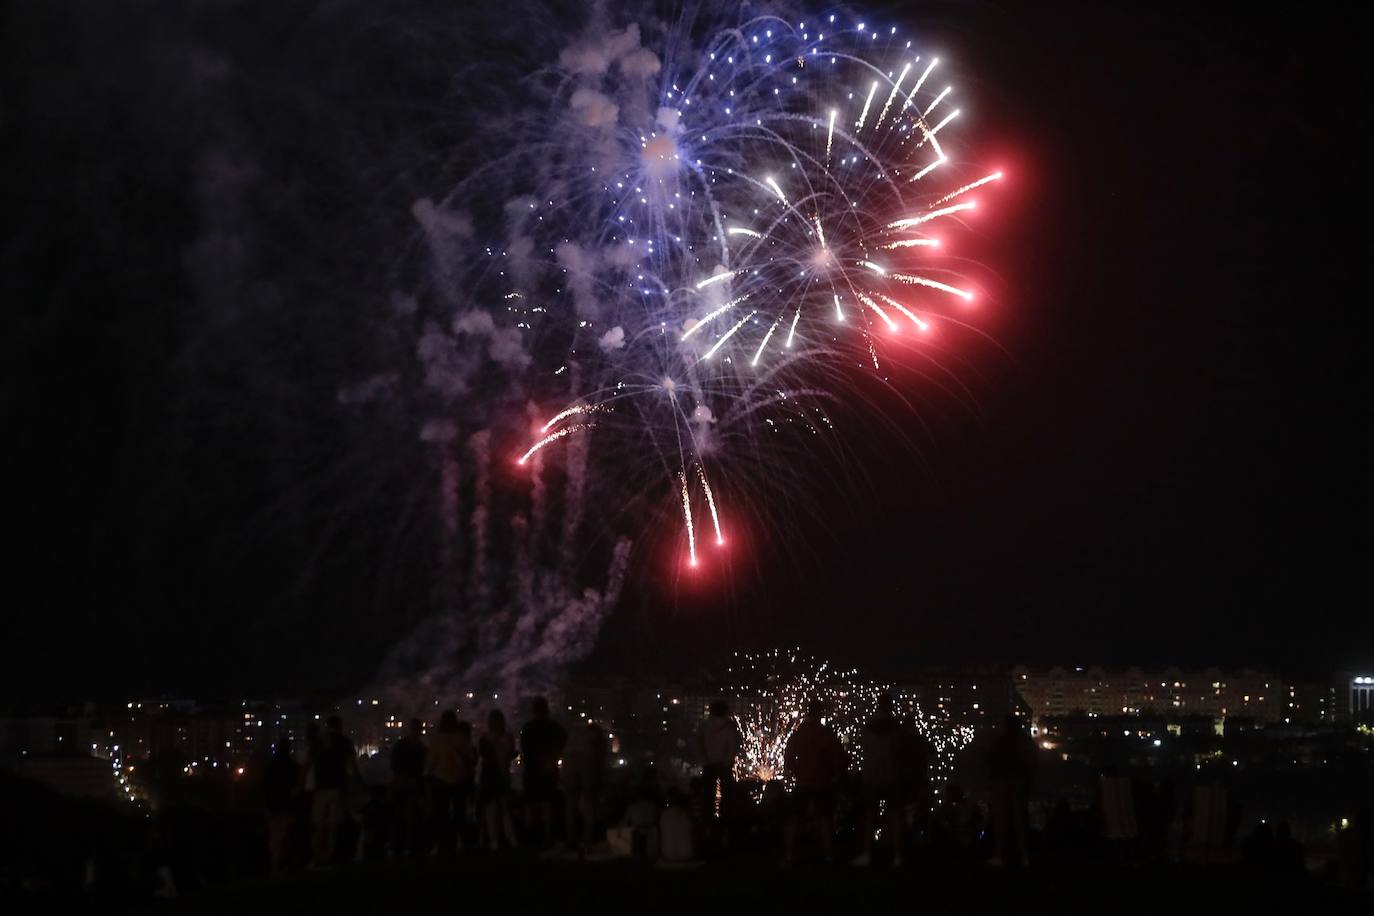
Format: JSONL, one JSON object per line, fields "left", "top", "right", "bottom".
{"left": 373, "top": 419, "right": 632, "bottom": 705}
{"left": 357, "top": 274, "right": 632, "bottom": 703}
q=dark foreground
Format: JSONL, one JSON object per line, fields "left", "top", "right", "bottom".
{"left": 137, "top": 855, "right": 1368, "bottom": 915}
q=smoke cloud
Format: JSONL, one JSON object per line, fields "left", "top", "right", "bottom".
{"left": 598, "top": 325, "right": 626, "bottom": 351}
{"left": 570, "top": 88, "right": 619, "bottom": 127}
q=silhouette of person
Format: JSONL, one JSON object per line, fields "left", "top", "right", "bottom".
{"left": 303, "top": 720, "right": 322, "bottom": 794}
{"left": 478, "top": 709, "right": 518, "bottom": 850}
{"left": 698, "top": 699, "right": 743, "bottom": 840}
{"left": 1242, "top": 820, "right": 1275, "bottom": 868}
{"left": 520, "top": 696, "right": 567, "bottom": 847}
{"left": 1098, "top": 763, "right": 1137, "bottom": 852}
{"left": 622, "top": 765, "right": 663, "bottom": 858}
{"left": 900, "top": 713, "right": 935, "bottom": 850}
{"left": 310, "top": 716, "right": 359, "bottom": 867}
{"left": 562, "top": 718, "right": 608, "bottom": 853}
{"left": 1274, "top": 821, "right": 1305, "bottom": 876}
{"left": 933, "top": 783, "right": 977, "bottom": 856}
{"left": 659, "top": 788, "right": 701, "bottom": 865}
{"left": 783, "top": 699, "right": 846, "bottom": 865}
{"left": 389, "top": 719, "right": 426, "bottom": 856}
{"left": 454, "top": 720, "right": 478, "bottom": 847}
{"left": 425, "top": 709, "right": 475, "bottom": 854}
{"left": 263, "top": 736, "right": 301, "bottom": 872}
{"left": 854, "top": 694, "right": 904, "bottom": 866}
{"left": 1146, "top": 773, "right": 1178, "bottom": 860}
{"left": 987, "top": 713, "right": 1037, "bottom": 867}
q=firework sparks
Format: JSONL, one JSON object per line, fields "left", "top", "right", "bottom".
{"left": 723, "top": 651, "right": 977, "bottom": 802}
{"left": 875, "top": 292, "right": 930, "bottom": 331}
{"left": 856, "top": 80, "right": 879, "bottom": 130}
{"left": 922, "top": 85, "right": 953, "bottom": 118}
{"left": 933, "top": 171, "right": 1004, "bottom": 206}
{"left": 696, "top": 465, "right": 724, "bottom": 545}
{"left": 891, "top": 273, "right": 975, "bottom": 301}
{"left": 481, "top": 9, "right": 1004, "bottom": 568}
{"left": 682, "top": 295, "right": 749, "bottom": 341}
{"left": 678, "top": 469, "right": 697, "bottom": 567}
{"left": 886, "top": 202, "right": 977, "bottom": 230}
{"left": 517, "top": 424, "right": 593, "bottom": 465}
{"left": 856, "top": 292, "right": 899, "bottom": 332}
{"left": 909, "top": 58, "right": 938, "bottom": 107}
{"left": 929, "top": 107, "right": 960, "bottom": 138}
{"left": 703, "top": 309, "right": 758, "bottom": 360}
{"left": 696, "top": 270, "right": 740, "bottom": 290}
{"left": 909, "top": 156, "right": 947, "bottom": 183}
{"left": 764, "top": 175, "right": 789, "bottom": 206}
{"left": 875, "top": 62, "right": 911, "bottom": 129}
{"left": 752, "top": 315, "right": 782, "bottom": 366}
{"left": 540, "top": 404, "right": 603, "bottom": 433}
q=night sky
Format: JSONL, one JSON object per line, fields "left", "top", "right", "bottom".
{"left": 5, "top": 1, "right": 1369, "bottom": 703}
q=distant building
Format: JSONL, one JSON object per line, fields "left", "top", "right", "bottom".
{"left": 1347, "top": 673, "right": 1374, "bottom": 720}
{"left": 1285, "top": 680, "right": 1338, "bottom": 726}
{"left": 894, "top": 670, "right": 1025, "bottom": 725}
{"left": 0, "top": 712, "right": 99, "bottom": 765}
{"left": 1010, "top": 665, "right": 1294, "bottom": 725}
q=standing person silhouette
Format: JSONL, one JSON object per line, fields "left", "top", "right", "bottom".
{"left": 310, "top": 716, "right": 359, "bottom": 867}
{"left": 853, "top": 694, "right": 904, "bottom": 866}
{"left": 900, "top": 711, "right": 935, "bottom": 856}
{"left": 389, "top": 719, "right": 426, "bottom": 856}
{"left": 698, "top": 699, "right": 743, "bottom": 840}
{"left": 562, "top": 718, "right": 608, "bottom": 853}
{"left": 425, "top": 710, "right": 475, "bottom": 853}
{"left": 478, "top": 709, "right": 518, "bottom": 850}
{"left": 520, "top": 697, "right": 567, "bottom": 848}
{"left": 263, "top": 736, "right": 301, "bottom": 872}
{"left": 453, "top": 720, "right": 478, "bottom": 848}
{"left": 987, "top": 714, "right": 1038, "bottom": 867}
{"left": 783, "top": 700, "right": 846, "bottom": 865}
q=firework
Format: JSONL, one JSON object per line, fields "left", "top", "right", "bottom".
{"left": 335, "top": 5, "right": 1007, "bottom": 703}
{"left": 453, "top": 7, "right": 1006, "bottom": 569}
{"left": 722, "top": 650, "right": 975, "bottom": 801}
